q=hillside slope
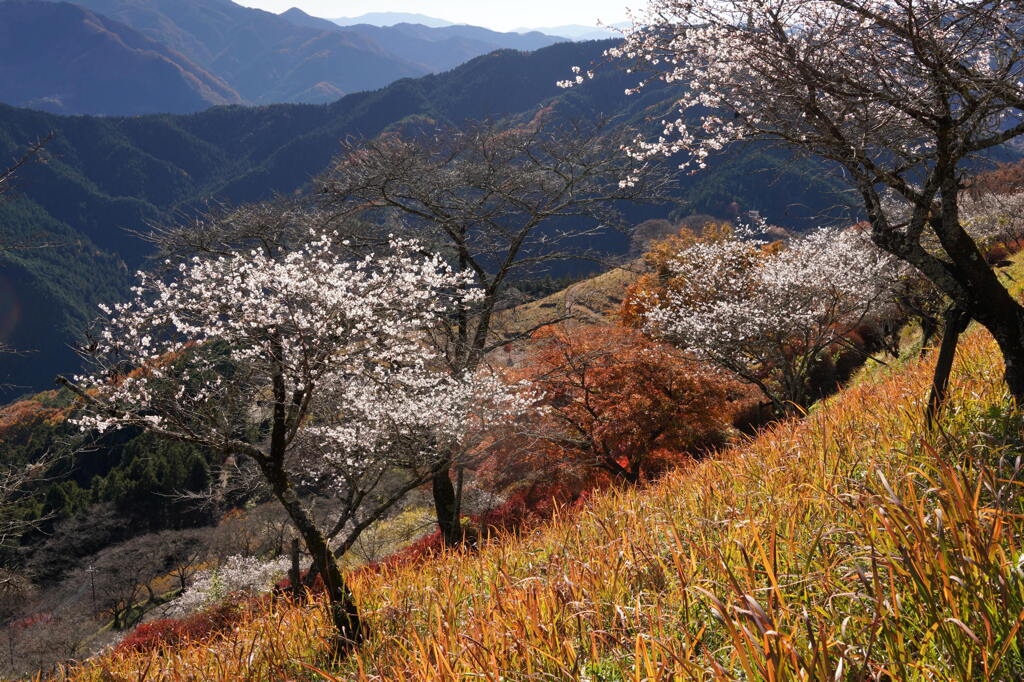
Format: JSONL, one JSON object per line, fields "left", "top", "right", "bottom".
{"left": 68, "top": 273, "right": 1024, "bottom": 679}
{"left": 0, "top": 1, "right": 242, "bottom": 115}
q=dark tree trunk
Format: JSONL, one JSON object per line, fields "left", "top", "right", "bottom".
{"left": 926, "top": 206, "right": 1024, "bottom": 407}
{"left": 926, "top": 307, "right": 970, "bottom": 427}
{"left": 261, "top": 460, "right": 362, "bottom": 655}
{"left": 601, "top": 456, "right": 641, "bottom": 485}
{"left": 432, "top": 468, "right": 463, "bottom": 546}
{"left": 919, "top": 314, "right": 940, "bottom": 357}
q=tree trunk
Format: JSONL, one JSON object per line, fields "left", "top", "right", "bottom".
{"left": 619, "top": 468, "right": 640, "bottom": 486}
{"left": 919, "top": 313, "right": 939, "bottom": 356}
{"left": 432, "top": 468, "right": 462, "bottom": 546}
{"left": 926, "top": 307, "right": 970, "bottom": 427}
{"left": 926, "top": 206, "right": 1024, "bottom": 406}
{"left": 260, "top": 461, "right": 362, "bottom": 655}
{"left": 966, "top": 296, "right": 1024, "bottom": 406}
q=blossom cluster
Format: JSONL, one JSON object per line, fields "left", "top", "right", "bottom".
{"left": 72, "top": 232, "right": 527, "bottom": 492}
{"left": 646, "top": 227, "right": 901, "bottom": 406}
{"left": 162, "top": 555, "right": 291, "bottom": 618}
{"left": 960, "top": 192, "right": 1024, "bottom": 248}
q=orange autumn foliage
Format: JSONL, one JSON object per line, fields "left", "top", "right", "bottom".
{"left": 489, "top": 325, "right": 734, "bottom": 492}
{"left": 0, "top": 394, "right": 67, "bottom": 442}
{"left": 967, "top": 159, "right": 1024, "bottom": 197}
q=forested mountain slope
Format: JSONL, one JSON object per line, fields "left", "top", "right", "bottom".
{"left": 0, "top": 39, "right": 855, "bottom": 395}
{"left": 0, "top": 1, "right": 242, "bottom": 115}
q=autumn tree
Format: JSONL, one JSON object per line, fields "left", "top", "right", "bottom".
{"left": 619, "top": 220, "right": 733, "bottom": 329}
{"left": 61, "top": 232, "right": 524, "bottom": 652}
{"left": 590, "top": 0, "right": 1024, "bottom": 403}
{"left": 318, "top": 117, "right": 673, "bottom": 545}
{"left": 508, "top": 324, "right": 733, "bottom": 488}
{"left": 967, "top": 159, "right": 1024, "bottom": 199}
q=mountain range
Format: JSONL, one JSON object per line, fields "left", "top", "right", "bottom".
{"left": 515, "top": 24, "right": 625, "bottom": 40}
{"left": 280, "top": 7, "right": 564, "bottom": 74}
{"left": 329, "top": 12, "right": 622, "bottom": 41}
{"left": 331, "top": 12, "right": 454, "bottom": 28}
{"left": 0, "top": 1, "right": 242, "bottom": 115}
{"left": 327, "top": 11, "right": 622, "bottom": 41}
{"left": 0, "top": 0, "right": 568, "bottom": 115}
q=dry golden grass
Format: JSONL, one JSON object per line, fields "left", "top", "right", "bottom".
{"left": 60, "top": 272, "right": 1024, "bottom": 681}
{"left": 494, "top": 266, "right": 641, "bottom": 339}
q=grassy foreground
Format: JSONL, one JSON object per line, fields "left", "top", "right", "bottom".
{"left": 61, "top": 320, "right": 1024, "bottom": 680}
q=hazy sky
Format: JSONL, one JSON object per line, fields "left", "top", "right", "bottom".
{"left": 237, "top": 1, "right": 635, "bottom": 31}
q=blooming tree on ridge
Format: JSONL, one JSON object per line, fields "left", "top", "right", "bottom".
{"left": 318, "top": 117, "right": 674, "bottom": 545}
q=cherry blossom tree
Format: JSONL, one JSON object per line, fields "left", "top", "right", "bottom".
{"left": 645, "top": 227, "right": 899, "bottom": 413}
{"left": 58, "top": 232, "right": 526, "bottom": 652}
{"left": 596, "top": 0, "right": 1024, "bottom": 403}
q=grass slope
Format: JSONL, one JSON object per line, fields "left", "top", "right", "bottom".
{"left": 65, "top": 287, "right": 1024, "bottom": 680}
{"left": 491, "top": 265, "right": 641, "bottom": 355}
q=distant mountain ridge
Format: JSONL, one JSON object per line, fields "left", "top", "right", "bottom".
{"left": 515, "top": 24, "right": 626, "bottom": 40}
{"left": 0, "top": 0, "right": 619, "bottom": 117}
{"left": 346, "top": 26, "right": 562, "bottom": 73}
{"left": 55, "top": 0, "right": 430, "bottom": 105}
{"left": 0, "top": 0, "right": 573, "bottom": 114}
{"left": 0, "top": 0, "right": 242, "bottom": 115}
{"left": 331, "top": 11, "right": 454, "bottom": 28}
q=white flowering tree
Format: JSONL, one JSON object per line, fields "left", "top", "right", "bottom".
{"left": 647, "top": 227, "right": 899, "bottom": 413}
{"left": 58, "top": 233, "right": 525, "bottom": 652}
{"left": 597, "top": 0, "right": 1024, "bottom": 403}
{"left": 163, "top": 554, "right": 292, "bottom": 618}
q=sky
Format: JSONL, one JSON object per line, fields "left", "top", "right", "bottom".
{"left": 236, "top": 1, "right": 635, "bottom": 32}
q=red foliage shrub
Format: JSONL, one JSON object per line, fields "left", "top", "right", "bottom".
{"left": 273, "top": 569, "right": 325, "bottom": 594}
{"left": 488, "top": 324, "right": 734, "bottom": 488}
{"left": 114, "top": 600, "right": 251, "bottom": 654}
{"left": 967, "top": 160, "right": 1024, "bottom": 197}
